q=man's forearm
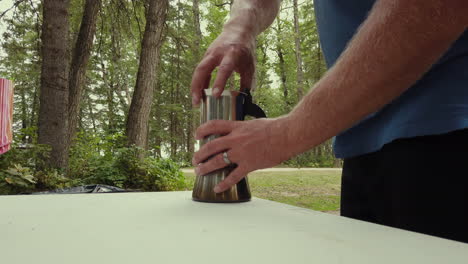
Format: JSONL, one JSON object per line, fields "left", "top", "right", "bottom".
{"left": 223, "top": 0, "right": 280, "bottom": 37}
{"left": 283, "top": 0, "right": 468, "bottom": 157}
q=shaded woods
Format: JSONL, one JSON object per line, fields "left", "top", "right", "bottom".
{"left": 0, "top": 0, "right": 339, "bottom": 194}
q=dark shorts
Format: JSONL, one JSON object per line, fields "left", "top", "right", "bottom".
{"left": 341, "top": 129, "right": 468, "bottom": 243}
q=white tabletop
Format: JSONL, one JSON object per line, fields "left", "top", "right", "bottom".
{"left": 1, "top": 191, "right": 467, "bottom": 264}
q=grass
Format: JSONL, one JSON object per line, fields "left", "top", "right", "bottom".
{"left": 183, "top": 169, "right": 342, "bottom": 213}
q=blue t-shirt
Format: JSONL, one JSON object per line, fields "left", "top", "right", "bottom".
{"left": 314, "top": 0, "right": 468, "bottom": 158}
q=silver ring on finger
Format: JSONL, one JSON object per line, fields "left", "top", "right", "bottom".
{"left": 222, "top": 151, "right": 232, "bottom": 165}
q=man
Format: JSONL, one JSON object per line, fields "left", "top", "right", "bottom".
{"left": 191, "top": 0, "right": 468, "bottom": 243}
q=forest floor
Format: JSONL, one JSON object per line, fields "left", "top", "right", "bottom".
{"left": 182, "top": 169, "right": 342, "bottom": 215}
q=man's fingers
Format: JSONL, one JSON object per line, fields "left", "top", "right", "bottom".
{"left": 191, "top": 55, "right": 219, "bottom": 105}
{"left": 214, "top": 166, "right": 247, "bottom": 193}
{"left": 195, "top": 120, "right": 237, "bottom": 140}
{"left": 195, "top": 151, "right": 233, "bottom": 176}
{"left": 212, "top": 52, "right": 237, "bottom": 97}
{"left": 192, "top": 135, "right": 232, "bottom": 166}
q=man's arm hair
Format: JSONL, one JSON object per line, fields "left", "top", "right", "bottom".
{"left": 223, "top": 0, "right": 281, "bottom": 37}
{"left": 190, "top": 0, "right": 280, "bottom": 103}
{"left": 282, "top": 0, "right": 468, "bottom": 157}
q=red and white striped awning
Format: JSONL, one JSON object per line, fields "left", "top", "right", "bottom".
{"left": 0, "top": 78, "right": 14, "bottom": 155}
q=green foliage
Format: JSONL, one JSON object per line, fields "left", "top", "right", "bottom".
{"left": 285, "top": 152, "right": 335, "bottom": 168}
{"left": 35, "top": 170, "right": 78, "bottom": 191}
{"left": 0, "top": 133, "right": 185, "bottom": 194}
{"left": 116, "top": 147, "right": 185, "bottom": 191}
{"left": 68, "top": 132, "right": 125, "bottom": 186}
{"left": 68, "top": 133, "right": 185, "bottom": 191}
{"left": 0, "top": 142, "right": 50, "bottom": 171}
{"left": 0, "top": 164, "right": 36, "bottom": 194}
{"left": 0, "top": 141, "right": 76, "bottom": 194}
{"left": 0, "top": 0, "right": 339, "bottom": 195}
{"left": 284, "top": 141, "right": 340, "bottom": 168}
{"left": 0, "top": 1, "right": 41, "bottom": 133}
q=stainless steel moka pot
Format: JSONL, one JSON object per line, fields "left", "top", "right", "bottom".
{"left": 192, "top": 88, "right": 266, "bottom": 203}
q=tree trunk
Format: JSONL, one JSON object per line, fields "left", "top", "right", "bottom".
{"left": 20, "top": 84, "right": 28, "bottom": 143}
{"left": 293, "top": 0, "right": 304, "bottom": 101}
{"left": 37, "top": 0, "right": 71, "bottom": 169}
{"left": 126, "top": 0, "right": 168, "bottom": 150}
{"left": 78, "top": 104, "right": 84, "bottom": 132}
{"left": 175, "top": 10, "right": 182, "bottom": 160}
{"left": 255, "top": 41, "right": 269, "bottom": 91}
{"left": 29, "top": 84, "right": 38, "bottom": 143}
{"left": 68, "top": 0, "right": 101, "bottom": 144}
{"left": 192, "top": 0, "right": 202, "bottom": 61}
{"left": 99, "top": 58, "right": 116, "bottom": 133}
{"left": 276, "top": 18, "right": 288, "bottom": 104}
{"left": 169, "top": 51, "right": 177, "bottom": 158}
{"left": 30, "top": 0, "right": 40, "bottom": 142}
{"left": 186, "top": 0, "right": 203, "bottom": 161}
{"left": 316, "top": 42, "right": 323, "bottom": 82}
{"left": 87, "top": 94, "right": 97, "bottom": 134}
{"left": 152, "top": 85, "right": 163, "bottom": 158}
{"left": 278, "top": 49, "right": 287, "bottom": 100}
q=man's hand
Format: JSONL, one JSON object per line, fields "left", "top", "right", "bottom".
{"left": 190, "top": 1, "right": 282, "bottom": 192}
{"left": 190, "top": 31, "right": 256, "bottom": 106}
{"left": 192, "top": 118, "right": 291, "bottom": 193}
{"left": 190, "top": 0, "right": 280, "bottom": 106}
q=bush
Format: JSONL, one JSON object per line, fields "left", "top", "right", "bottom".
{"left": 283, "top": 149, "right": 339, "bottom": 168}
{"left": 116, "top": 147, "right": 185, "bottom": 191}
{"left": 0, "top": 132, "right": 185, "bottom": 194}
{"left": 0, "top": 143, "right": 51, "bottom": 171}
{"left": 0, "top": 164, "right": 36, "bottom": 194}
{"left": 69, "top": 133, "right": 185, "bottom": 191}
{"left": 68, "top": 132, "right": 126, "bottom": 187}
